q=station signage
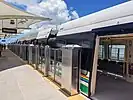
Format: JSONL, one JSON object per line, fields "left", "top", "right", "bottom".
{"left": 2, "top": 28, "right": 17, "bottom": 33}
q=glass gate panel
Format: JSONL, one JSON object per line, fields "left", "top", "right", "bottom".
{"left": 32, "top": 46, "right": 36, "bottom": 66}
{"left": 48, "top": 48, "right": 62, "bottom": 84}
{"left": 28, "top": 45, "right": 33, "bottom": 64}
{"left": 38, "top": 46, "right": 44, "bottom": 72}
{"left": 48, "top": 48, "right": 55, "bottom": 79}
{"left": 55, "top": 49, "right": 62, "bottom": 84}
{"left": 22, "top": 45, "right": 25, "bottom": 59}
{"left": 41, "top": 47, "right": 47, "bottom": 75}
{"left": 23, "top": 45, "right": 28, "bottom": 61}
{"left": 20, "top": 45, "right": 23, "bottom": 59}
{"left": 25, "top": 45, "right": 29, "bottom": 61}
{"left": 17, "top": 45, "right": 20, "bottom": 56}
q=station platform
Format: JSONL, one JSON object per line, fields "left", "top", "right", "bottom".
{"left": 0, "top": 49, "right": 87, "bottom": 100}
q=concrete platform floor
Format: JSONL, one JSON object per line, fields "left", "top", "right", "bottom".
{"left": 0, "top": 49, "right": 87, "bottom": 100}
{"left": 0, "top": 50, "right": 68, "bottom": 100}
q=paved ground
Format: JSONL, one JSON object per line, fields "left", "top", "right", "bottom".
{"left": 91, "top": 72, "right": 133, "bottom": 100}
{"left": 0, "top": 50, "right": 67, "bottom": 100}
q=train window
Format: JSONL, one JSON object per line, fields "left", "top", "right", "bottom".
{"left": 110, "top": 47, "right": 118, "bottom": 60}
{"left": 98, "top": 45, "right": 104, "bottom": 59}
{"left": 109, "top": 45, "right": 125, "bottom": 61}
{"left": 119, "top": 47, "right": 125, "bottom": 61}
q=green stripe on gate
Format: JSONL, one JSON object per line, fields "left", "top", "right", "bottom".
{"left": 80, "top": 83, "right": 88, "bottom": 96}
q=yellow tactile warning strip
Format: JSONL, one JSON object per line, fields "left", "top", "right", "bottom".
{"left": 68, "top": 95, "right": 87, "bottom": 100}
{"left": 27, "top": 64, "right": 88, "bottom": 100}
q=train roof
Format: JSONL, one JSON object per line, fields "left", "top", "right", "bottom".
{"left": 58, "top": 1, "right": 133, "bottom": 36}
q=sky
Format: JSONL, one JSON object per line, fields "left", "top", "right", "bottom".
{"left": 65, "top": 0, "right": 127, "bottom": 17}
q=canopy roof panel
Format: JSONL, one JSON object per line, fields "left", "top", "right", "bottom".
{"left": 0, "top": 0, "right": 51, "bottom": 38}
{"left": 0, "top": 0, "right": 49, "bottom": 20}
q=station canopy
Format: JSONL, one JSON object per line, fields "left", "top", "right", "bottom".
{"left": 0, "top": 0, "right": 51, "bottom": 38}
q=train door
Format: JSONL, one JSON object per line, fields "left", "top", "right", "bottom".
{"left": 91, "top": 35, "right": 133, "bottom": 100}
{"left": 79, "top": 47, "right": 95, "bottom": 96}
{"left": 78, "top": 35, "right": 99, "bottom": 97}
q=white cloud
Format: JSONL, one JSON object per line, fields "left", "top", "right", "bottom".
{"left": 27, "top": 0, "right": 79, "bottom": 24}
{"left": 71, "top": 10, "right": 79, "bottom": 19}
{"left": 5, "top": 0, "right": 79, "bottom": 29}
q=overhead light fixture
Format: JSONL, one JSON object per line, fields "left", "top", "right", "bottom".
{"left": 10, "top": 20, "right": 15, "bottom": 24}
{"left": 18, "top": 18, "right": 28, "bottom": 24}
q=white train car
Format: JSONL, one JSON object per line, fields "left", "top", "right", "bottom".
{"left": 36, "top": 1, "right": 133, "bottom": 100}
{"left": 58, "top": 0, "right": 133, "bottom": 37}
{"left": 37, "top": 0, "right": 133, "bottom": 46}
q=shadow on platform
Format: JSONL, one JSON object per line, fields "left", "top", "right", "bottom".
{"left": 0, "top": 49, "right": 25, "bottom": 72}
